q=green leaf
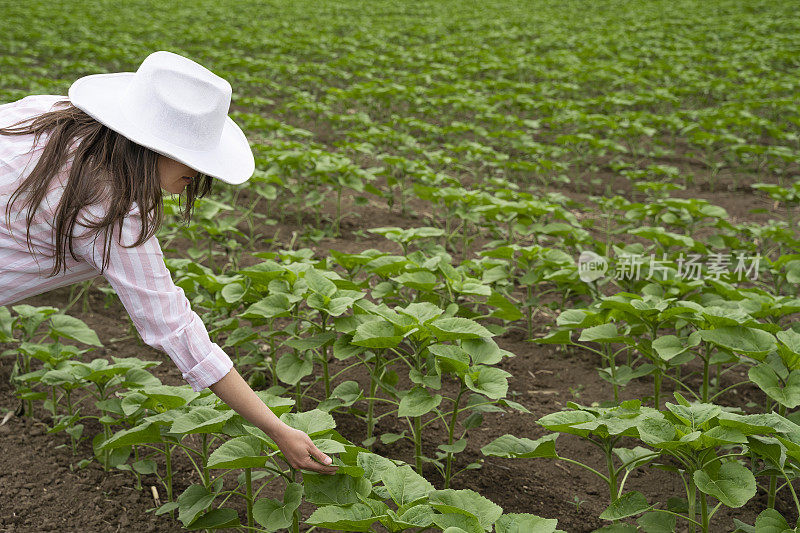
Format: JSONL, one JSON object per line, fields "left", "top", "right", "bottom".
{"left": 276, "top": 351, "right": 313, "bottom": 386}
{"left": 331, "top": 380, "right": 363, "bottom": 404}
{"left": 429, "top": 489, "right": 503, "bottom": 530}
{"left": 749, "top": 364, "right": 800, "bottom": 409}
{"left": 223, "top": 326, "right": 257, "bottom": 348}
{"left": 392, "top": 271, "right": 438, "bottom": 291}
{"left": 177, "top": 484, "right": 216, "bottom": 527}
{"left": 432, "top": 513, "right": 484, "bottom": 533}
{"left": 131, "top": 459, "right": 157, "bottom": 475}
{"left": 463, "top": 338, "right": 509, "bottom": 366}
{"left": 753, "top": 508, "right": 791, "bottom": 533}
{"left": 155, "top": 501, "right": 179, "bottom": 516}
{"left": 777, "top": 329, "right": 800, "bottom": 370}
{"left": 252, "top": 391, "right": 295, "bottom": 417}
{"left": 398, "top": 387, "right": 442, "bottom": 417}
{"left": 352, "top": 319, "right": 404, "bottom": 349}
{"left": 538, "top": 410, "right": 595, "bottom": 436}
{"left": 637, "top": 511, "right": 676, "bottom": 533}
{"left": 652, "top": 335, "right": 690, "bottom": 362}
{"left": 495, "top": 513, "right": 559, "bottom": 533}
{"left": 465, "top": 366, "right": 512, "bottom": 399}
{"left": 693, "top": 461, "right": 756, "bottom": 508}
{"left": 556, "top": 309, "right": 596, "bottom": 327}
{"left": 141, "top": 385, "right": 199, "bottom": 410}
{"left": 100, "top": 422, "right": 162, "bottom": 450}
{"left": 357, "top": 452, "right": 398, "bottom": 486}
{"left": 324, "top": 296, "right": 357, "bottom": 316}
{"left": 665, "top": 402, "right": 721, "bottom": 429}
{"left": 280, "top": 409, "right": 335, "bottom": 436}
{"left": 380, "top": 432, "right": 406, "bottom": 444}
{"left": 429, "top": 344, "right": 470, "bottom": 374}
{"left": 383, "top": 505, "right": 435, "bottom": 529}
{"left": 313, "top": 438, "right": 347, "bottom": 454}
{"left": 242, "top": 294, "right": 291, "bottom": 319}
{"left": 487, "top": 291, "right": 523, "bottom": 321}
{"left": 534, "top": 328, "right": 573, "bottom": 345}
{"left": 284, "top": 332, "right": 337, "bottom": 351}
{"left": 480, "top": 433, "right": 558, "bottom": 459}
{"left": 170, "top": 407, "right": 235, "bottom": 435}
{"left": 397, "top": 302, "right": 444, "bottom": 324}
{"left": 220, "top": 283, "right": 245, "bottom": 304}
{"left": 252, "top": 483, "right": 303, "bottom": 532}
{"left": 613, "top": 447, "right": 656, "bottom": 471}
{"left": 305, "top": 269, "right": 338, "bottom": 297}
{"left": 306, "top": 503, "right": 379, "bottom": 531}
{"left": 428, "top": 317, "right": 493, "bottom": 341}
{"left": 207, "top": 436, "right": 266, "bottom": 469}
{"left": 636, "top": 417, "right": 676, "bottom": 445}
{"left": 698, "top": 327, "right": 776, "bottom": 356}
{"left": 599, "top": 491, "right": 651, "bottom": 520}
{"left": 48, "top": 314, "right": 102, "bottom": 346}
{"left": 303, "top": 473, "right": 368, "bottom": 505}
{"left": 747, "top": 436, "right": 786, "bottom": 468}
{"left": 186, "top": 508, "right": 240, "bottom": 530}
{"left": 578, "top": 323, "right": 630, "bottom": 344}
{"left": 0, "top": 307, "right": 14, "bottom": 342}
{"left": 438, "top": 439, "right": 467, "bottom": 454}
{"left": 381, "top": 464, "right": 435, "bottom": 506}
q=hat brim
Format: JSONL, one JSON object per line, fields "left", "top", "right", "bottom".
{"left": 68, "top": 72, "right": 255, "bottom": 185}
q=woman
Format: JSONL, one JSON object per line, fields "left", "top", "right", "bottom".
{"left": 0, "top": 51, "right": 336, "bottom": 474}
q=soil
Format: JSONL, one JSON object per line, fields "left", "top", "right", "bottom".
{"left": 1, "top": 163, "right": 798, "bottom": 533}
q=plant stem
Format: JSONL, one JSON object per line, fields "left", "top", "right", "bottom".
{"left": 606, "top": 345, "right": 619, "bottom": 403}
{"left": 606, "top": 443, "right": 618, "bottom": 504}
{"left": 688, "top": 476, "right": 697, "bottom": 533}
{"left": 769, "top": 403, "right": 789, "bottom": 508}
{"left": 414, "top": 416, "right": 422, "bottom": 474}
{"left": 165, "top": 442, "right": 174, "bottom": 502}
{"left": 245, "top": 467, "right": 254, "bottom": 530}
{"left": 50, "top": 386, "right": 57, "bottom": 419}
{"left": 654, "top": 370, "right": 661, "bottom": 409}
{"left": 202, "top": 433, "right": 210, "bottom": 487}
{"left": 445, "top": 386, "right": 465, "bottom": 488}
{"left": 700, "top": 491, "right": 709, "bottom": 532}
{"left": 133, "top": 446, "right": 142, "bottom": 490}
{"left": 702, "top": 345, "right": 710, "bottom": 403}
{"left": 366, "top": 357, "right": 382, "bottom": 448}
{"left": 296, "top": 381, "right": 302, "bottom": 412}
{"left": 102, "top": 420, "right": 111, "bottom": 471}
{"left": 768, "top": 475, "right": 777, "bottom": 509}
{"left": 291, "top": 468, "right": 300, "bottom": 533}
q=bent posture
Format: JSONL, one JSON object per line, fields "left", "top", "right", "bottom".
{"left": 0, "top": 51, "right": 336, "bottom": 474}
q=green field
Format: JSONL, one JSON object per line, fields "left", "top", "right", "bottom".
{"left": 1, "top": 1, "right": 800, "bottom": 532}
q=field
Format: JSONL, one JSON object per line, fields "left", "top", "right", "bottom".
{"left": 1, "top": 1, "right": 800, "bottom": 532}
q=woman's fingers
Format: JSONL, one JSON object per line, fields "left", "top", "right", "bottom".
{"left": 273, "top": 425, "right": 338, "bottom": 474}
{"left": 308, "top": 442, "right": 333, "bottom": 466}
{"left": 304, "top": 442, "right": 338, "bottom": 474}
{"left": 302, "top": 455, "right": 339, "bottom": 474}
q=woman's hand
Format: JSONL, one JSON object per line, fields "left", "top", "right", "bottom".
{"left": 270, "top": 423, "right": 339, "bottom": 474}
{"left": 208, "top": 368, "right": 338, "bottom": 474}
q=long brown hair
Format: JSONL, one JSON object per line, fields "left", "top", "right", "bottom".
{"left": 1, "top": 99, "right": 213, "bottom": 276}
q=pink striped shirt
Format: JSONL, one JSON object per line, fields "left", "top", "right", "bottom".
{"left": 0, "top": 94, "right": 233, "bottom": 392}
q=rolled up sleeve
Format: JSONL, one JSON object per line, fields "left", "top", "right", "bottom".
{"left": 76, "top": 209, "right": 233, "bottom": 392}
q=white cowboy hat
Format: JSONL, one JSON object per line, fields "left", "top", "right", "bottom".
{"left": 68, "top": 50, "right": 254, "bottom": 185}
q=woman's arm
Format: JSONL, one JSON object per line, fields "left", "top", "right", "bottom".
{"left": 210, "top": 367, "right": 337, "bottom": 473}
{"left": 75, "top": 210, "right": 336, "bottom": 474}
